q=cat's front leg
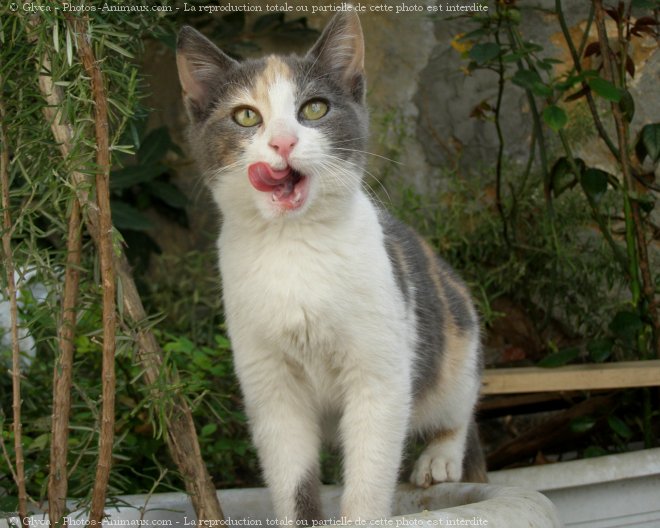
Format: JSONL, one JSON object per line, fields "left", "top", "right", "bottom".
{"left": 237, "top": 351, "right": 322, "bottom": 524}
{"left": 338, "top": 358, "right": 411, "bottom": 520}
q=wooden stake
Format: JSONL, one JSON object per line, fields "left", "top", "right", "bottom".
{"left": 66, "top": 15, "right": 116, "bottom": 523}
{"left": 0, "top": 79, "right": 28, "bottom": 525}
{"left": 48, "top": 197, "right": 82, "bottom": 526}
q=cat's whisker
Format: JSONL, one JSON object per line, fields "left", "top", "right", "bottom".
{"left": 317, "top": 153, "right": 392, "bottom": 207}
{"left": 331, "top": 147, "right": 403, "bottom": 166}
{"left": 331, "top": 135, "right": 369, "bottom": 145}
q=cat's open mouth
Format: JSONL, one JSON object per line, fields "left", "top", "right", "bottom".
{"left": 247, "top": 162, "right": 309, "bottom": 210}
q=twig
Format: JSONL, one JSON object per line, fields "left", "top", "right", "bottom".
{"left": 556, "top": 0, "right": 620, "bottom": 160}
{"left": 493, "top": 4, "right": 510, "bottom": 246}
{"left": 34, "top": 19, "right": 224, "bottom": 523}
{"left": 0, "top": 78, "right": 28, "bottom": 525}
{"left": 48, "top": 196, "right": 82, "bottom": 527}
{"left": 65, "top": 15, "right": 116, "bottom": 523}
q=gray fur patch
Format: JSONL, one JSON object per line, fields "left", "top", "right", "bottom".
{"left": 381, "top": 213, "right": 446, "bottom": 398}
{"left": 380, "top": 212, "right": 478, "bottom": 399}
{"left": 294, "top": 472, "right": 322, "bottom": 524}
{"left": 462, "top": 419, "right": 487, "bottom": 483}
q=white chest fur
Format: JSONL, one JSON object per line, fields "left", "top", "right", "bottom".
{"left": 220, "top": 192, "right": 402, "bottom": 338}
{"left": 218, "top": 191, "right": 413, "bottom": 394}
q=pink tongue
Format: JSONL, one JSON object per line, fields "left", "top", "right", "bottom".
{"left": 248, "top": 162, "right": 291, "bottom": 192}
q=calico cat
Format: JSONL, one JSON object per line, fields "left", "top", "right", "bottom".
{"left": 176, "top": 11, "right": 486, "bottom": 522}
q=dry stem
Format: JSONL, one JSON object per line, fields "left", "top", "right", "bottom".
{"left": 48, "top": 197, "right": 82, "bottom": 526}
{"left": 64, "top": 15, "right": 117, "bottom": 522}
{"left": 0, "top": 79, "right": 28, "bottom": 525}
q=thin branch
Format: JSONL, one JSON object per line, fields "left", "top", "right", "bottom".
{"left": 48, "top": 196, "right": 82, "bottom": 527}
{"left": 0, "top": 77, "right": 28, "bottom": 525}
{"left": 65, "top": 15, "right": 116, "bottom": 523}
{"left": 556, "top": 0, "right": 620, "bottom": 160}
{"left": 493, "top": 4, "right": 510, "bottom": 246}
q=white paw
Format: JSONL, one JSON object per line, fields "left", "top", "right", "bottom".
{"left": 410, "top": 443, "right": 463, "bottom": 488}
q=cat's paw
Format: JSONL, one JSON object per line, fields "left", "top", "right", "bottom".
{"left": 410, "top": 443, "right": 463, "bottom": 488}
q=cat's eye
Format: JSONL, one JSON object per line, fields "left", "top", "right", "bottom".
{"left": 301, "top": 100, "right": 329, "bottom": 121}
{"left": 233, "top": 107, "right": 262, "bottom": 127}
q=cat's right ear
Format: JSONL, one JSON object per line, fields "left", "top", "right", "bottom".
{"left": 176, "top": 26, "right": 238, "bottom": 119}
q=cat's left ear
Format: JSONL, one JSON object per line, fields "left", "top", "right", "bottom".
{"left": 306, "top": 10, "right": 365, "bottom": 102}
{"left": 176, "top": 26, "right": 238, "bottom": 120}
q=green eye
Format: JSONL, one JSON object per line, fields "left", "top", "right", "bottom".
{"left": 233, "top": 107, "right": 262, "bottom": 127}
{"left": 301, "top": 100, "right": 329, "bottom": 121}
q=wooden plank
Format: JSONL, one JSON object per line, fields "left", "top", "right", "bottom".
{"left": 482, "top": 360, "right": 660, "bottom": 395}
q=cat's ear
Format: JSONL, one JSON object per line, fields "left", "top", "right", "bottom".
{"left": 176, "top": 26, "right": 238, "bottom": 119}
{"left": 306, "top": 11, "right": 365, "bottom": 102}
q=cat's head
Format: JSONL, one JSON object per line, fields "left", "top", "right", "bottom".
{"left": 176, "top": 11, "right": 368, "bottom": 223}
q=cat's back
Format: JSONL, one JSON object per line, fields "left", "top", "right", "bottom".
{"left": 379, "top": 210, "right": 481, "bottom": 400}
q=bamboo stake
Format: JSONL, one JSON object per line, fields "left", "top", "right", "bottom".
{"left": 0, "top": 79, "right": 28, "bottom": 525}
{"left": 34, "top": 19, "right": 224, "bottom": 523}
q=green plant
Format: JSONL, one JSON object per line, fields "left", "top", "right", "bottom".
{"left": 445, "top": 0, "right": 659, "bottom": 453}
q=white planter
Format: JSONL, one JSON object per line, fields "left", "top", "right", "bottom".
{"left": 6, "top": 449, "right": 660, "bottom": 528}
{"left": 489, "top": 448, "right": 660, "bottom": 527}
{"left": 2, "top": 483, "right": 561, "bottom": 528}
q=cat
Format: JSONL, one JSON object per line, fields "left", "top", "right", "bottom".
{"left": 176, "top": 10, "right": 486, "bottom": 522}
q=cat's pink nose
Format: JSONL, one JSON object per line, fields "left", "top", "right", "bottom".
{"left": 269, "top": 135, "right": 298, "bottom": 160}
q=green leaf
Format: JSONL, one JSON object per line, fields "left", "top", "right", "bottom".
{"left": 584, "top": 446, "right": 608, "bottom": 458}
{"left": 609, "top": 310, "right": 644, "bottom": 340}
{"left": 110, "top": 164, "right": 167, "bottom": 191}
{"left": 587, "top": 76, "right": 623, "bottom": 102}
{"left": 468, "top": 42, "right": 501, "bottom": 65}
{"left": 512, "top": 69, "right": 542, "bottom": 90}
{"left": 629, "top": 191, "right": 655, "bottom": 213}
{"left": 201, "top": 423, "right": 217, "bottom": 437}
{"left": 587, "top": 338, "right": 614, "bottom": 363}
{"left": 538, "top": 347, "right": 580, "bottom": 367}
{"left": 555, "top": 74, "right": 584, "bottom": 91}
{"left": 570, "top": 416, "right": 597, "bottom": 433}
{"left": 580, "top": 168, "right": 609, "bottom": 203}
{"left": 543, "top": 105, "right": 568, "bottom": 132}
{"left": 551, "top": 157, "right": 577, "bottom": 197}
{"left": 138, "top": 127, "right": 172, "bottom": 165}
{"left": 164, "top": 337, "right": 195, "bottom": 353}
{"left": 608, "top": 415, "right": 633, "bottom": 439}
{"left": 103, "top": 38, "right": 135, "bottom": 59}
{"left": 619, "top": 90, "right": 635, "bottom": 123}
{"left": 65, "top": 26, "right": 73, "bottom": 67}
{"left": 215, "top": 334, "right": 231, "bottom": 350}
{"left": 640, "top": 123, "right": 660, "bottom": 163}
{"left": 144, "top": 181, "right": 187, "bottom": 209}
{"left": 110, "top": 201, "right": 153, "bottom": 231}
{"left": 531, "top": 82, "right": 553, "bottom": 98}
{"left": 27, "top": 433, "right": 49, "bottom": 453}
